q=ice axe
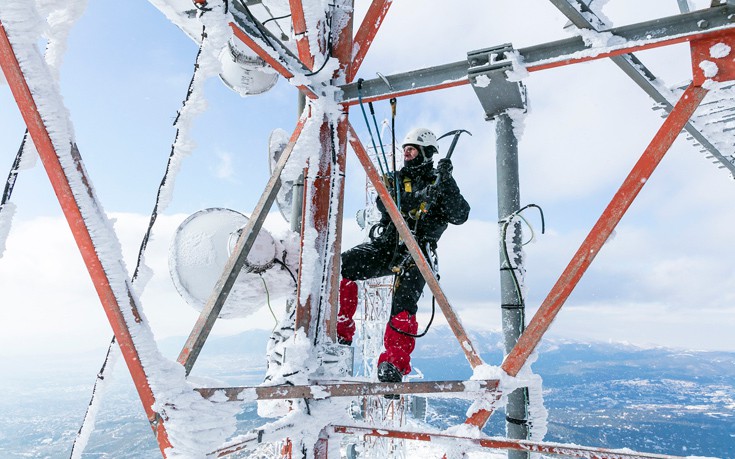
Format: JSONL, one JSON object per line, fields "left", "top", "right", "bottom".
{"left": 419, "top": 129, "right": 472, "bottom": 207}
{"left": 437, "top": 129, "right": 472, "bottom": 159}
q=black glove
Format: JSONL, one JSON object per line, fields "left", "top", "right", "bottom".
{"left": 436, "top": 158, "right": 453, "bottom": 181}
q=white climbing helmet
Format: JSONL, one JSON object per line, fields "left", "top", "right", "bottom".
{"left": 402, "top": 127, "right": 439, "bottom": 151}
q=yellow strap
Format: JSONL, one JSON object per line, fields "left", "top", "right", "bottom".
{"left": 403, "top": 177, "right": 412, "bottom": 193}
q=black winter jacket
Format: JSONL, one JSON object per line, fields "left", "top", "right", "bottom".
{"left": 374, "top": 160, "right": 470, "bottom": 246}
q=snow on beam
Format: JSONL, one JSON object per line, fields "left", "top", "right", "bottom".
{"left": 339, "top": 4, "right": 735, "bottom": 104}
{"left": 548, "top": 0, "right": 735, "bottom": 177}
{"left": 195, "top": 378, "right": 500, "bottom": 401}
{"left": 288, "top": 0, "right": 314, "bottom": 69}
{"left": 330, "top": 425, "right": 697, "bottom": 459}
{"left": 0, "top": 17, "right": 175, "bottom": 455}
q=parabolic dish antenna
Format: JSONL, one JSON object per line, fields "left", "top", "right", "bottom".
{"left": 169, "top": 207, "right": 281, "bottom": 319}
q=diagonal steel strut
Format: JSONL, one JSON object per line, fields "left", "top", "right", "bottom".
{"left": 0, "top": 18, "right": 173, "bottom": 456}
{"left": 348, "top": 0, "right": 393, "bottom": 82}
{"left": 178, "top": 114, "right": 308, "bottom": 375}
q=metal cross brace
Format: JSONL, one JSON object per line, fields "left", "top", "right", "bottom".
{"left": 330, "top": 425, "right": 697, "bottom": 459}
{"left": 338, "top": 4, "right": 735, "bottom": 104}
{"left": 547, "top": 0, "right": 735, "bottom": 177}
{"left": 0, "top": 18, "right": 174, "bottom": 455}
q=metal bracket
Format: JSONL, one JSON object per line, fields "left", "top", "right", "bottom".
{"left": 467, "top": 44, "right": 527, "bottom": 120}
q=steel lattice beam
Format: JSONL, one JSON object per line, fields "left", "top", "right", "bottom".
{"left": 548, "top": 0, "right": 735, "bottom": 176}
{"left": 339, "top": 4, "right": 735, "bottom": 104}
{"left": 177, "top": 114, "right": 308, "bottom": 375}
{"left": 0, "top": 18, "right": 173, "bottom": 456}
{"left": 195, "top": 378, "right": 499, "bottom": 401}
{"left": 330, "top": 425, "right": 695, "bottom": 459}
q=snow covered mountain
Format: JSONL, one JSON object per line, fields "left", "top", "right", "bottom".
{"left": 1, "top": 328, "right": 732, "bottom": 458}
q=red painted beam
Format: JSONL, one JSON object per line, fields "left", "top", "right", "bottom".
{"left": 348, "top": 0, "right": 392, "bottom": 82}
{"left": 340, "top": 26, "right": 735, "bottom": 107}
{"left": 0, "top": 20, "right": 172, "bottom": 455}
{"left": 348, "top": 123, "right": 484, "bottom": 368}
{"left": 331, "top": 425, "right": 692, "bottom": 459}
{"left": 294, "top": 119, "right": 335, "bottom": 335}
{"left": 502, "top": 83, "right": 708, "bottom": 378}
{"left": 289, "top": 0, "right": 315, "bottom": 69}
{"left": 527, "top": 28, "right": 735, "bottom": 74}
{"left": 293, "top": 0, "right": 353, "bottom": 338}
{"left": 342, "top": 78, "right": 467, "bottom": 106}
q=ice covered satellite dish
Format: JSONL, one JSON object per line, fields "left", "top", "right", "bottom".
{"left": 169, "top": 207, "right": 283, "bottom": 319}
{"left": 219, "top": 40, "right": 279, "bottom": 96}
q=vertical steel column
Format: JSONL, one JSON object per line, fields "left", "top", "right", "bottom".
{"left": 293, "top": 0, "right": 352, "bottom": 343}
{"left": 495, "top": 113, "right": 528, "bottom": 457}
{"left": 324, "top": 0, "right": 354, "bottom": 339}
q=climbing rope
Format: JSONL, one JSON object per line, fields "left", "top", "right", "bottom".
{"left": 356, "top": 79, "right": 389, "bottom": 178}
{"left": 388, "top": 242, "right": 438, "bottom": 339}
{"left": 69, "top": 24, "right": 211, "bottom": 459}
{"left": 390, "top": 97, "right": 400, "bottom": 209}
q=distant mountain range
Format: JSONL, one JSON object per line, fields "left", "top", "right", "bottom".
{"left": 1, "top": 327, "right": 732, "bottom": 458}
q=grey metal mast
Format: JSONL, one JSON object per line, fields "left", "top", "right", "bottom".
{"left": 468, "top": 45, "right": 530, "bottom": 459}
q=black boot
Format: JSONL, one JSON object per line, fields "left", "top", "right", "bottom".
{"left": 377, "top": 361, "right": 403, "bottom": 399}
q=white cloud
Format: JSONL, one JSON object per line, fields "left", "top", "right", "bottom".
{"left": 211, "top": 150, "right": 235, "bottom": 180}
{"left": 0, "top": 212, "right": 295, "bottom": 357}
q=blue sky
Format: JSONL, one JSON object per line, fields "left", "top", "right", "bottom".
{"left": 1, "top": 0, "right": 734, "bottom": 358}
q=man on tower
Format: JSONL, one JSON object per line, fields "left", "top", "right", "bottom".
{"left": 337, "top": 127, "right": 471, "bottom": 384}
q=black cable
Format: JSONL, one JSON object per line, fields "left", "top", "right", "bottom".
{"left": 238, "top": 1, "right": 276, "bottom": 51}
{"left": 303, "top": 7, "right": 334, "bottom": 77}
{"left": 389, "top": 296, "right": 436, "bottom": 339}
{"left": 499, "top": 203, "right": 545, "bottom": 307}
{"left": 69, "top": 335, "right": 116, "bottom": 457}
{"left": 273, "top": 257, "right": 297, "bottom": 284}
{"left": 1, "top": 131, "right": 27, "bottom": 211}
{"left": 134, "top": 26, "right": 208, "bottom": 282}
{"left": 262, "top": 13, "right": 291, "bottom": 26}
